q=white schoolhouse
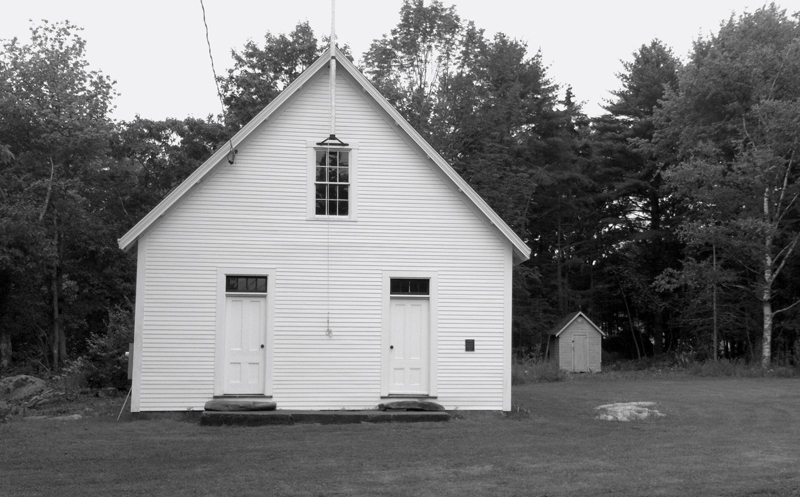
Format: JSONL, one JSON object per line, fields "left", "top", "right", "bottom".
{"left": 119, "top": 46, "right": 531, "bottom": 412}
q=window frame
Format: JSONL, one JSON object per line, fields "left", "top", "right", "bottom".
{"left": 225, "top": 275, "right": 268, "bottom": 294}
{"left": 307, "top": 140, "right": 358, "bottom": 221}
{"left": 389, "top": 278, "right": 431, "bottom": 297}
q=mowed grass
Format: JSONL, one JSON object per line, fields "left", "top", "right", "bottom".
{"left": 2, "top": 376, "right": 799, "bottom": 497}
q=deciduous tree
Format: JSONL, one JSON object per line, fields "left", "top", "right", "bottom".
{"left": 657, "top": 4, "right": 800, "bottom": 366}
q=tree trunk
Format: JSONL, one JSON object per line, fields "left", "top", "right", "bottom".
{"left": 761, "top": 186, "right": 773, "bottom": 368}
{"left": 762, "top": 291, "right": 772, "bottom": 368}
{"left": 50, "top": 208, "right": 66, "bottom": 370}
{"left": 620, "top": 287, "right": 642, "bottom": 360}
{"left": 653, "top": 311, "right": 664, "bottom": 355}
{"left": 0, "top": 331, "right": 11, "bottom": 369}
{"left": 51, "top": 265, "right": 61, "bottom": 369}
{"left": 556, "top": 201, "right": 564, "bottom": 314}
{"left": 650, "top": 188, "right": 664, "bottom": 355}
{"left": 712, "top": 242, "right": 718, "bottom": 361}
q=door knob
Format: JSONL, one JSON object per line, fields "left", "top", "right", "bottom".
{"left": 390, "top": 345, "right": 394, "bottom": 350}
{"left": 261, "top": 344, "right": 265, "bottom": 349}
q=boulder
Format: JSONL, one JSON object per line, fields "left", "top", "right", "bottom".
{"left": 50, "top": 414, "right": 82, "bottom": 421}
{"left": 595, "top": 401, "right": 665, "bottom": 422}
{"left": 26, "top": 390, "right": 64, "bottom": 409}
{"left": 97, "top": 387, "right": 118, "bottom": 398}
{"left": 377, "top": 400, "right": 445, "bottom": 412}
{"left": 204, "top": 399, "right": 277, "bottom": 411}
{"left": 0, "top": 375, "right": 46, "bottom": 402}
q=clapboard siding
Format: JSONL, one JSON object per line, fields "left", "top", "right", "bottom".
{"left": 136, "top": 67, "right": 511, "bottom": 411}
{"left": 556, "top": 320, "right": 603, "bottom": 373}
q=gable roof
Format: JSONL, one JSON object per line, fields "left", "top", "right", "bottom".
{"left": 118, "top": 46, "right": 531, "bottom": 263}
{"left": 548, "top": 311, "right": 605, "bottom": 338}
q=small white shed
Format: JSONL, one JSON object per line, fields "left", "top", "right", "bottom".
{"left": 547, "top": 311, "right": 605, "bottom": 372}
{"left": 118, "top": 46, "right": 531, "bottom": 412}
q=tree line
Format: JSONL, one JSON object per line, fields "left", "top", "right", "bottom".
{"left": 1, "top": 1, "right": 799, "bottom": 373}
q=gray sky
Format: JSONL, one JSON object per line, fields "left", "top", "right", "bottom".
{"left": 1, "top": 0, "right": 780, "bottom": 121}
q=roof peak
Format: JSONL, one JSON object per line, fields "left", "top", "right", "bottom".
{"left": 118, "top": 46, "right": 531, "bottom": 264}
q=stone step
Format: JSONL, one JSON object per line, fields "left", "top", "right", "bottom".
{"left": 200, "top": 410, "right": 450, "bottom": 426}
{"left": 204, "top": 398, "right": 276, "bottom": 411}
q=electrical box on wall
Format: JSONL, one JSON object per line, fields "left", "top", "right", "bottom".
{"left": 465, "top": 339, "right": 475, "bottom": 352}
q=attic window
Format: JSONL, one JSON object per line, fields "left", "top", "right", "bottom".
{"left": 315, "top": 149, "right": 349, "bottom": 216}
{"left": 390, "top": 278, "right": 430, "bottom": 296}
{"left": 226, "top": 276, "right": 267, "bottom": 293}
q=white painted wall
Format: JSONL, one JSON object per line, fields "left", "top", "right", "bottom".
{"left": 134, "top": 67, "right": 513, "bottom": 411}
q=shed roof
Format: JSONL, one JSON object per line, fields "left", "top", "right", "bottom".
{"left": 548, "top": 311, "right": 605, "bottom": 338}
{"left": 117, "top": 46, "right": 531, "bottom": 264}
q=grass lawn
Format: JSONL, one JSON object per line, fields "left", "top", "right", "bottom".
{"left": 2, "top": 375, "right": 799, "bottom": 496}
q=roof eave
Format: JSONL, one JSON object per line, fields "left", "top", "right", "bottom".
{"left": 333, "top": 48, "right": 531, "bottom": 263}
{"left": 118, "top": 45, "right": 531, "bottom": 263}
{"left": 117, "top": 47, "right": 335, "bottom": 252}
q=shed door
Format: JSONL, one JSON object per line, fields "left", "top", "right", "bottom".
{"left": 573, "top": 333, "right": 588, "bottom": 372}
{"left": 389, "top": 298, "right": 429, "bottom": 394}
{"left": 223, "top": 296, "right": 266, "bottom": 394}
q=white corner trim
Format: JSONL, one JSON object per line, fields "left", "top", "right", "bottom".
{"left": 503, "top": 245, "right": 512, "bottom": 411}
{"left": 131, "top": 235, "right": 147, "bottom": 412}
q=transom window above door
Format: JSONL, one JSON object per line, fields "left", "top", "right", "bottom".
{"left": 390, "top": 278, "right": 430, "bottom": 296}
{"left": 226, "top": 276, "right": 267, "bottom": 293}
{"left": 315, "top": 149, "right": 349, "bottom": 216}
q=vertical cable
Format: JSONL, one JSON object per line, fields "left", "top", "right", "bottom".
{"left": 326, "top": 144, "right": 332, "bottom": 336}
{"left": 200, "top": 0, "right": 236, "bottom": 162}
{"left": 326, "top": 0, "right": 335, "bottom": 337}
{"left": 200, "top": 0, "right": 224, "bottom": 116}
{"left": 330, "top": 0, "right": 336, "bottom": 138}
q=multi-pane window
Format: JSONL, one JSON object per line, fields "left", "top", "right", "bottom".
{"left": 315, "top": 149, "right": 349, "bottom": 216}
{"left": 390, "top": 278, "right": 430, "bottom": 296}
{"left": 226, "top": 276, "right": 267, "bottom": 293}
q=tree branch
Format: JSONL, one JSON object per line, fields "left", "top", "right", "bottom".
{"left": 775, "top": 151, "right": 794, "bottom": 220}
{"left": 773, "top": 298, "right": 800, "bottom": 316}
{"left": 118, "top": 194, "right": 132, "bottom": 223}
{"left": 39, "top": 157, "right": 55, "bottom": 222}
{"left": 772, "top": 232, "right": 800, "bottom": 282}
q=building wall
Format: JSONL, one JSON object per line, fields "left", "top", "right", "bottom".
{"left": 549, "top": 335, "right": 559, "bottom": 362}
{"left": 557, "top": 320, "right": 602, "bottom": 372}
{"left": 133, "top": 68, "right": 512, "bottom": 411}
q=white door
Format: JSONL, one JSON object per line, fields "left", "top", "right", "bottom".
{"left": 573, "top": 333, "right": 588, "bottom": 372}
{"left": 389, "top": 298, "right": 429, "bottom": 394}
{"left": 223, "top": 296, "right": 266, "bottom": 394}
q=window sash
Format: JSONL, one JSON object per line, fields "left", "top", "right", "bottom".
{"left": 226, "top": 275, "right": 268, "bottom": 293}
{"left": 390, "top": 278, "right": 430, "bottom": 296}
{"left": 314, "top": 149, "right": 350, "bottom": 216}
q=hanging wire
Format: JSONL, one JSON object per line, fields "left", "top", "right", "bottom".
{"left": 325, "top": 1, "right": 335, "bottom": 337}
{"left": 326, "top": 142, "right": 332, "bottom": 337}
{"left": 199, "top": 0, "right": 236, "bottom": 163}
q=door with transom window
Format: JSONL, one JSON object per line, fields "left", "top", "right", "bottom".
{"left": 388, "top": 278, "right": 430, "bottom": 395}
{"left": 222, "top": 275, "right": 267, "bottom": 395}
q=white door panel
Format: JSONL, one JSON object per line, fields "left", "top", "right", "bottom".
{"left": 223, "top": 296, "right": 266, "bottom": 394}
{"left": 389, "top": 298, "right": 429, "bottom": 394}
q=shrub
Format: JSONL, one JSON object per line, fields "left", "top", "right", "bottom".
{"left": 52, "top": 356, "right": 92, "bottom": 396}
{"left": 84, "top": 306, "right": 134, "bottom": 390}
{"left": 512, "top": 357, "right": 568, "bottom": 384}
{"left": 606, "top": 356, "right": 800, "bottom": 378}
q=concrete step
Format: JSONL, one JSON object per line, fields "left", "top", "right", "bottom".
{"left": 200, "top": 409, "right": 450, "bottom": 426}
